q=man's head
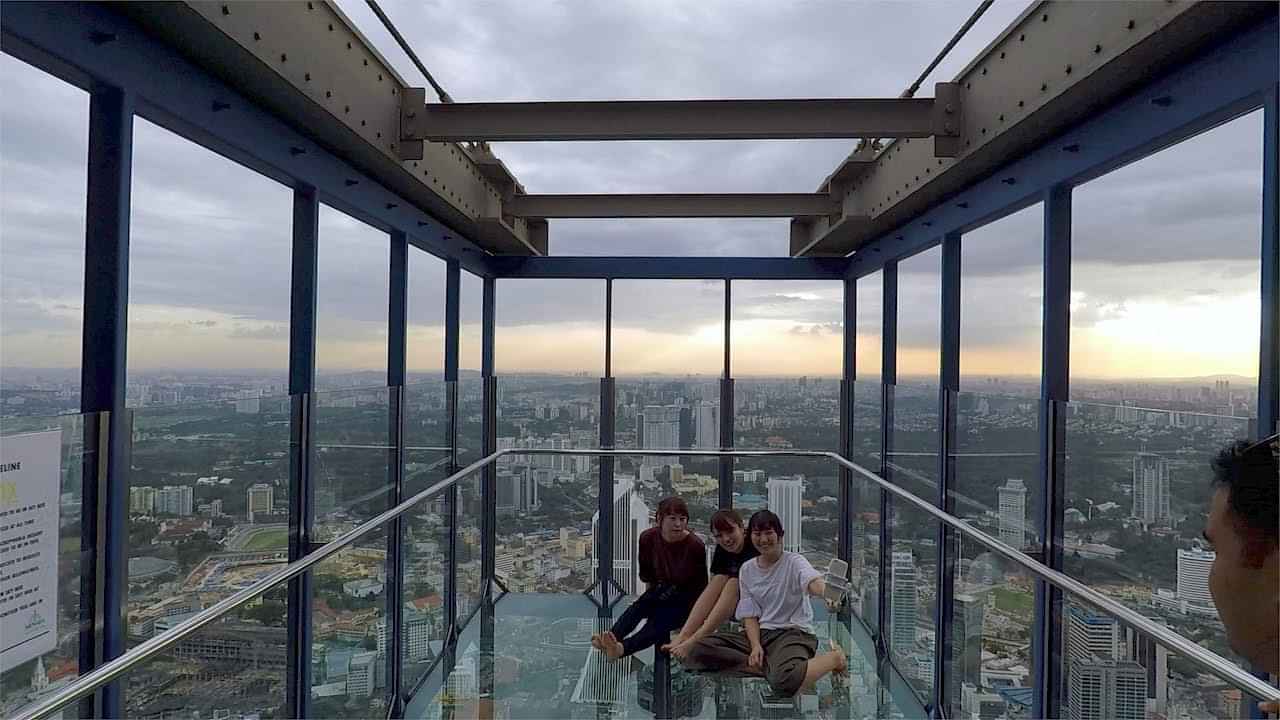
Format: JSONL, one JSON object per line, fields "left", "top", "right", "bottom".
{"left": 1205, "top": 436, "right": 1279, "bottom": 673}
{"left": 656, "top": 496, "right": 690, "bottom": 542}
{"left": 748, "top": 510, "right": 785, "bottom": 560}
{"left": 710, "top": 509, "right": 746, "bottom": 553}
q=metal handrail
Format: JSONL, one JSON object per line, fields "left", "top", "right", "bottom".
{"left": 19, "top": 448, "right": 1278, "bottom": 719}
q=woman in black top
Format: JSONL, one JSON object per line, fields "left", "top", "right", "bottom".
{"left": 663, "top": 508, "right": 760, "bottom": 660}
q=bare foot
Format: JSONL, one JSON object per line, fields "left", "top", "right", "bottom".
{"left": 665, "top": 631, "right": 688, "bottom": 649}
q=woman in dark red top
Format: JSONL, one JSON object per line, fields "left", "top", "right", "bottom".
{"left": 593, "top": 496, "right": 708, "bottom": 659}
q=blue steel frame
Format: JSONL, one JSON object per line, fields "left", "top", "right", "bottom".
{"left": 2, "top": 3, "right": 1276, "bottom": 719}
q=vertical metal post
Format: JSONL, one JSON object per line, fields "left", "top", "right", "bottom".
{"left": 385, "top": 231, "right": 408, "bottom": 717}
{"left": 934, "top": 232, "right": 961, "bottom": 717}
{"left": 599, "top": 279, "right": 616, "bottom": 614}
{"left": 443, "top": 259, "right": 461, "bottom": 674}
{"left": 1258, "top": 86, "right": 1278, "bottom": 440}
{"left": 79, "top": 83, "right": 133, "bottom": 720}
{"left": 479, "top": 275, "right": 498, "bottom": 712}
{"left": 720, "top": 280, "right": 734, "bottom": 508}
{"left": 1034, "top": 185, "right": 1071, "bottom": 720}
{"left": 1245, "top": 85, "right": 1279, "bottom": 720}
{"left": 877, "top": 262, "right": 898, "bottom": 661}
{"left": 285, "top": 184, "right": 319, "bottom": 720}
{"left": 838, "top": 277, "right": 855, "bottom": 590}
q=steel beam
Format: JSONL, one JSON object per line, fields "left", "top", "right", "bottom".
{"left": 490, "top": 256, "right": 850, "bottom": 280}
{"left": 507, "top": 193, "right": 839, "bottom": 219}
{"left": 844, "top": 11, "right": 1279, "bottom": 278}
{"left": 1259, "top": 85, "right": 1278, "bottom": 439}
{"left": 797, "top": 1, "right": 1275, "bottom": 256}
{"left": 108, "top": 1, "right": 537, "bottom": 256}
{"left": 402, "top": 96, "right": 957, "bottom": 144}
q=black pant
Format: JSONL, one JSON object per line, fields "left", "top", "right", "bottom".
{"left": 610, "top": 585, "right": 695, "bottom": 657}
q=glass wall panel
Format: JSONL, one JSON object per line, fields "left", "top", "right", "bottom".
{"left": 122, "top": 125, "right": 295, "bottom": 712}
{"left": 1065, "top": 111, "right": 1264, "bottom": 713}
{"left": 407, "top": 248, "right": 446, "bottom": 381}
{"left": 123, "top": 396, "right": 292, "bottom": 712}
{"left": 316, "top": 205, "right": 389, "bottom": 388}
{"left": 887, "top": 246, "right": 941, "bottom": 702}
{"left": 127, "top": 119, "right": 291, "bottom": 396}
{"left": 731, "top": 280, "right": 842, "bottom": 575}
{"left": 612, "top": 280, "right": 723, "bottom": 532}
{"left": 0, "top": 55, "right": 87, "bottom": 417}
{"left": 946, "top": 204, "right": 1044, "bottom": 716}
{"left": 309, "top": 529, "right": 390, "bottom": 719}
{"left": 0, "top": 414, "right": 95, "bottom": 716}
{"left": 850, "top": 271, "right": 884, "bottom": 634}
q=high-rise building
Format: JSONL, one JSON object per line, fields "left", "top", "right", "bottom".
{"left": 766, "top": 476, "right": 804, "bottom": 553}
{"left": 155, "top": 485, "right": 194, "bottom": 516}
{"left": 496, "top": 468, "right": 538, "bottom": 513}
{"left": 209, "top": 498, "right": 223, "bottom": 517}
{"left": 951, "top": 591, "right": 986, "bottom": 707}
{"left": 247, "top": 482, "right": 274, "bottom": 522}
{"left": 695, "top": 402, "right": 719, "bottom": 449}
{"left": 130, "top": 486, "right": 156, "bottom": 514}
{"left": 379, "top": 614, "right": 431, "bottom": 662}
{"left": 591, "top": 476, "right": 652, "bottom": 596}
{"left": 346, "top": 651, "right": 378, "bottom": 698}
{"left": 1066, "top": 605, "right": 1123, "bottom": 669}
{"left": 642, "top": 405, "right": 681, "bottom": 464}
{"left": 1066, "top": 658, "right": 1147, "bottom": 720}
{"left": 1132, "top": 452, "right": 1172, "bottom": 527}
{"left": 997, "top": 478, "right": 1027, "bottom": 548}
{"left": 1176, "top": 547, "right": 1216, "bottom": 614}
{"left": 890, "top": 551, "right": 917, "bottom": 652}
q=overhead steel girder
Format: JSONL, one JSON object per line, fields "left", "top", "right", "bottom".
{"left": 793, "top": 0, "right": 1275, "bottom": 257}
{"left": 114, "top": 1, "right": 541, "bottom": 256}
{"left": 401, "top": 89, "right": 962, "bottom": 153}
{"left": 506, "top": 193, "right": 841, "bottom": 218}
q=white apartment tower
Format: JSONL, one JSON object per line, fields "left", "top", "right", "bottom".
{"left": 997, "top": 478, "right": 1028, "bottom": 548}
{"left": 766, "top": 476, "right": 804, "bottom": 553}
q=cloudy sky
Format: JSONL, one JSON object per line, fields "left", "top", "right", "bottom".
{"left": 0, "top": 1, "right": 1265, "bottom": 383}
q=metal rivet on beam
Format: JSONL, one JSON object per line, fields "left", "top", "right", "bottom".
{"left": 1063, "top": 143, "right": 1081, "bottom": 153}
{"left": 88, "top": 31, "right": 117, "bottom": 45}
{"left": 211, "top": 100, "right": 231, "bottom": 112}
{"left": 345, "top": 179, "right": 359, "bottom": 187}
{"left": 1151, "top": 95, "right": 1173, "bottom": 107}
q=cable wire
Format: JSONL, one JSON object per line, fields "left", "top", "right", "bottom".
{"left": 901, "top": 0, "right": 994, "bottom": 98}
{"left": 366, "top": 0, "right": 453, "bottom": 103}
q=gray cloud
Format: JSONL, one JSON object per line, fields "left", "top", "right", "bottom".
{"left": 0, "top": 2, "right": 1267, "bottom": 373}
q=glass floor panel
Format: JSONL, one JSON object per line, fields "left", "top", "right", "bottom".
{"left": 408, "top": 594, "right": 919, "bottom": 719}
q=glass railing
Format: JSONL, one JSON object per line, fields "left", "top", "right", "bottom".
{"left": 11, "top": 418, "right": 1277, "bottom": 720}
{"left": 0, "top": 412, "right": 102, "bottom": 718}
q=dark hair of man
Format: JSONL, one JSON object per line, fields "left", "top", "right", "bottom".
{"left": 1210, "top": 437, "right": 1279, "bottom": 567}
{"left": 656, "top": 496, "right": 690, "bottom": 523}
{"left": 710, "top": 508, "right": 745, "bottom": 534}
{"left": 748, "top": 509, "right": 785, "bottom": 538}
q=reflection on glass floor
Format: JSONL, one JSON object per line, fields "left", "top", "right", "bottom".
{"left": 412, "top": 594, "right": 916, "bottom": 720}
